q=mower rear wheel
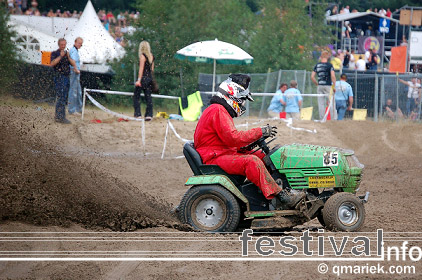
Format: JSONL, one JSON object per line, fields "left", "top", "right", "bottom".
{"left": 178, "top": 185, "right": 241, "bottom": 233}
{"left": 322, "top": 192, "right": 365, "bottom": 232}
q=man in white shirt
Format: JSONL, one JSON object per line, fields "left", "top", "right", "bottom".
{"left": 399, "top": 78, "right": 421, "bottom": 116}
{"left": 356, "top": 55, "right": 366, "bottom": 71}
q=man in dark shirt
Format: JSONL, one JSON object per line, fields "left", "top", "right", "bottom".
{"left": 311, "top": 51, "right": 336, "bottom": 120}
{"left": 50, "top": 38, "right": 77, "bottom": 124}
{"left": 384, "top": 98, "right": 403, "bottom": 119}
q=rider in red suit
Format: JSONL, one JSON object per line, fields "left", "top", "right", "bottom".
{"left": 194, "top": 74, "right": 304, "bottom": 207}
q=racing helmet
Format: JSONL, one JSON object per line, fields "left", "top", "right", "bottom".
{"left": 216, "top": 74, "right": 253, "bottom": 117}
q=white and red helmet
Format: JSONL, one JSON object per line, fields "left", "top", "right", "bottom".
{"left": 216, "top": 74, "right": 253, "bottom": 117}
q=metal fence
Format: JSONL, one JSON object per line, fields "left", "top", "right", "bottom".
{"left": 199, "top": 70, "right": 422, "bottom": 122}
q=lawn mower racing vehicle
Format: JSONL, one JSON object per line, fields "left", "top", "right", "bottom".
{"left": 178, "top": 134, "right": 369, "bottom": 233}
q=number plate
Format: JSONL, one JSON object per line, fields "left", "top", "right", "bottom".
{"left": 308, "top": 176, "right": 336, "bottom": 188}
{"left": 323, "top": 152, "right": 339, "bottom": 166}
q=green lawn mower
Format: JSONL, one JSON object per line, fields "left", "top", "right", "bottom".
{"left": 178, "top": 135, "right": 369, "bottom": 232}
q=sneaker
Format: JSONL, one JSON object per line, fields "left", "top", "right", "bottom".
{"left": 55, "top": 118, "right": 72, "bottom": 124}
{"left": 145, "top": 116, "right": 152, "bottom": 121}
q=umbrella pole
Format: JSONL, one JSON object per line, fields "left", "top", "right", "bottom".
{"left": 212, "top": 59, "right": 216, "bottom": 92}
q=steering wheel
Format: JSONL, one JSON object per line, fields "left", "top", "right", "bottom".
{"left": 240, "top": 135, "right": 276, "bottom": 155}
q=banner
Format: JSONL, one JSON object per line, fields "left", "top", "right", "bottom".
{"left": 358, "top": 36, "right": 384, "bottom": 54}
{"left": 389, "top": 46, "right": 407, "bottom": 73}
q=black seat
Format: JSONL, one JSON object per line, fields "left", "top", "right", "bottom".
{"left": 183, "top": 141, "right": 203, "bottom": 175}
{"left": 183, "top": 141, "right": 246, "bottom": 185}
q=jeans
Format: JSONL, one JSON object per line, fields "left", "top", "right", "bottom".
{"left": 336, "top": 99, "right": 347, "bottom": 120}
{"left": 317, "top": 85, "right": 331, "bottom": 119}
{"left": 54, "top": 74, "right": 70, "bottom": 120}
{"left": 68, "top": 71, "right": 82, "bottom": 114}
{"left": 406, "top": 98, "right": 418, "bottom": 116}
{"left": 133, "top": 85, "right": 153, "bottom": 118}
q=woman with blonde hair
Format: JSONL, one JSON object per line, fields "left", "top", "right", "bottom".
{"left": 134, "top": 41, "right": 155, "bottom": 121}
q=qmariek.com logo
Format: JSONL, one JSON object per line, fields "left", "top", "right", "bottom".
{"left": 239, "top": 229, "right": 422, "bottom": 261}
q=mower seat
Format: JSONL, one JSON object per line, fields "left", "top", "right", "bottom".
{"left": 183, "top": 142, "right": 246, "bottom": 185}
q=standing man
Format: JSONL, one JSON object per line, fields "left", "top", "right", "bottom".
{"left": 67, "top": 37, "right": 83, "bottom": 115}
{"left": 281, "top": 80, "right": 302, "bottom": 120}
{"left": 267, "top": 83, "right": 287, "bottom": 118}
{"left": 68, "top": 37, "right": 83, "bottom": 116}
{"left": 311, "top": 51, "right": 336, "bottom": 120}
{"left": 334, "top": 74, "right": 354, "bottom": 120}
{"left": 399, "top": 78, "right": 421, "bottom": 117}
{"left": 50, "top": 38, "right": 77, "bottom": 124}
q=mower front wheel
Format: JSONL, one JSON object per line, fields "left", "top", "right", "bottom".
{"left": 178, "top": 185, "right": 241, "bottom": 233}
{"left": 322, "top": 192, "right": 365, "bottom": 232}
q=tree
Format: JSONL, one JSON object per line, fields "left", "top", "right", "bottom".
{"left": 248, "top": 0, "right": 331, "bottom": 72}
{"left": 112, "top": 0, "right": 256, "bottom": 96}
{"left": 0, "top": 6, "right": 18, "bottom": 94}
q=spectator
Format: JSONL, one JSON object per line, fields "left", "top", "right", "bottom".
{"left": 343, "top": 49, "right": 350, "bottom": 68}
{"left": 47, "top": 9, "right": 55, "bottom": 17}
{"left": 349, "top": 49, "right": 356, "bottom": 69}
{"left": 386, "top": 8, "right": 392, "bottom": 17}
{"left": 68, "top": 37, "right": 83, "bottom": 116}
{"left": 30, "top": 0, "right": 37, "bottom": 9}
{"left": 117, "top": 12, "right": 126, "bottom": 27}
{"left": 331, "top": 53, "right": 342, "bottom": 70}
{"left": 267, "top": 83, "right": 288, "bottom": 118}
{"left": 364, "top": 48, "right": 371, "bottom": 64}
{"left": 106, "top": 11, "right": 116, "bottom": 24}
{"left": 311, "top": 51, "right": 336, "bottom": 119}
{"left": 384, "top": 98, "right": 403, "bottom": 119}
{"left": 7, "top": 0, "right": 15, "bottom": 13}
{"left": 50, "top": 38, "right": 77, "bottom": 124}
{"left": 399, "top": 78, "right": 421, "bottom": 116}
{"left": 400, "top": 36, "right": 408, "bottom": 46}
{"left": 356, "top": 55, "right": 366, "bottom": 71}
{"left": 344, "top": 5, "right": 350, "bottom": 13}
{"left": 368, "top": 48, "right": 378, "bottom": 71}
{"left": 134, "top": 41, "right": 155, "bottom": 121}
{"left": 15, "top": 0, "right": 22, "bottom": 14}
{"left": 334, "top": 74, "right": 354, "bottom": 120}
{"left": 281, "top": 80, "right": 303, "bottom": 120}
{"left": 379, "top": 8, "right": 386, "bottom": 16}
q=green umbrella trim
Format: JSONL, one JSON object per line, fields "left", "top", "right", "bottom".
{"left": 174, "top": 53, "right": 253, "bottom": 65}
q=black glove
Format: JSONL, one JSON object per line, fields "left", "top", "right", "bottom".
{"left": 261, "top": 124, "right": 277, "bottom": 137}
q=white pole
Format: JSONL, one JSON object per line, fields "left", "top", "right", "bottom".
{"left": 141, "top": 119, "right": 146, "bottom": 156}
{"left": 212, "top": 59, "right": 216, "bottom": 92}
{"left": 82, "top": 88, "right": 87, "bottom": 120}
{"left": 161, "top": 120, "right": 170, "bottom": 159}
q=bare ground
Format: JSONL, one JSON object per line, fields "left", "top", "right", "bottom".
{"left": 1, "top": 95, "right": 422, "bottom": 279}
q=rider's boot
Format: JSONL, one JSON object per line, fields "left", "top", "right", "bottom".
{"left": 277, "top": 189, "right": 305, "bottom": 209}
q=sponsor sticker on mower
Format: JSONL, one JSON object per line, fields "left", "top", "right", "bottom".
{"left": 308, "top": 176, "right": 336, "bottom": 188}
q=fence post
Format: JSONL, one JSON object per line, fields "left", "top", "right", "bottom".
{"left": 396, "top": 73, "right": 399, "bottom": 123}
{"left": 276, "top": 69, "right": 282, "bottom": 89}
{"left": 354, "top": 70, "right": 358, "bottom": 108}
{"left": 374, "top": 72, "right": 378, "bottom": 122}
{"left": 380, "top": 74, "right": 385, "bottom": 119}
{"left": 259, "top": 68, "right": 271, "bottom": 118}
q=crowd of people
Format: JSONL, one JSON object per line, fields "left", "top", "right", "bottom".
{"left": 326, "top": 4, "right": 396, "bottom": 18}
{"left": 329, "top": 48, "right": 381, "bottom": 71}
{"left": 5, "top": 0, "right": 137, "bottom": 47}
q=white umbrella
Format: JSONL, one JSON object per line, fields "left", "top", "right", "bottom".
{"left": 174, "top": 38, "right": 253, "bottom": 91}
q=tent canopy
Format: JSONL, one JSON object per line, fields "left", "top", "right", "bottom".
{"left": 64, "top": 0, "right": 125, "bottom": 64}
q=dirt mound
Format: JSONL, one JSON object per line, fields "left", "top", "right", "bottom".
{"left": 0, "top": 105, "right": 182, "bottom": 231}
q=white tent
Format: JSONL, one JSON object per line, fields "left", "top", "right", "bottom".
{"left": 64, "top": 0, "right": 125, "bottom": 64}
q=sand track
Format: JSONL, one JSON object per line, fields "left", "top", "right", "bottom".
{"left": 1, "top": 96, "right": 421, "bottom": 279}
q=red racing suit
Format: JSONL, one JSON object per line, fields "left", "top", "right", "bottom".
{"left": 194, "top": 103, "right": 281, "bottom": 199}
